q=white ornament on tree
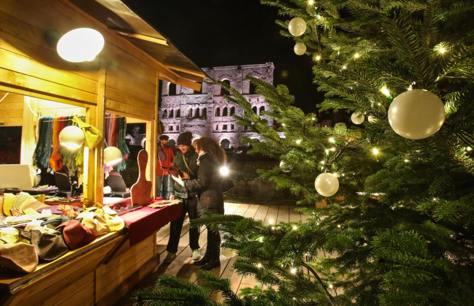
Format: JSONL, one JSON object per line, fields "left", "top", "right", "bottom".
{"left": 279, "top": 161, "right": 292, "bottom": 173}
{"left": 294, "top": 42, "right": 307, "bottom": 56}
{"left": 351, "top": 112, "right": 365, "bottom": 125}
{"left": 315, "top": 173, "right": 339, "bottom": 197}
{"left": 368, "top": 115, "right": 378, "bottom": 123}
{"left": 288, "top": 17, "right": 307, "bottom": 37}
{"left": 388, "top": 89, "right": 445, "bottom": 140}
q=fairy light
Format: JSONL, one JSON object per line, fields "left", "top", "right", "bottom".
{"left": 320, "top": 160, "right": 326, "bottom": 165}
{"left": 295, "top": 139, "right": 302, "bottom": 145}
{"left": 268, "top": 218, "right": 275, "bottom": 225}
{"left": 353, "top": 52, "right": 361, "bottom": 59}
{"left": 290, "top": 267, "right": 297, "bottom": 274}
{"left": 379, "top": 85, "right": 391, "bottom": 97}
{"left": 337, "top": 224, "right": 341, "bottom": 228}
{"left": 329, "top": 147, "right": 336, "bottom": 152}
{"left": 313, "top": 54, "right": 322, "bottom": 62}
{"left": 316, "top": 14, "right": 322, "bottom": 20}
{"left": 404, "top": 159, "right": 410, "bottom": 163}
{"left": 371, "top": 147, "right": 380, "bottom": 157}
{"left": 328, "top": 283, "right": 334, "bottom": 289}
{"left": 307, "top": 0, "right": 315, "bottom": 5}
{"left": 341, "top": 64, "right": 347, "bottom": 70}
{"left": 328, "top": 137, "right": 336, "bottom": 144}
{"left": 256, "top": 263, "right": 263, "bottom": 268}
{"left": 325, "top": 149, "right": 330, "bottom": 155}
{"left": 434, "top": 42, "right": 448, "bottom": 55}
{"left": 466, "top": 146, "right": 473, "bottom": 152}
{"left": 292, "top": 225, "right": 299, "bottom": 230}
{"left": 281, "top": 123, "right": 286, "bottom": 127}
{"left": 257, "top": 236, "right": 264, "bottom": 243}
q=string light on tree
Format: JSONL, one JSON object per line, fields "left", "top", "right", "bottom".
{"left": 351, "top": 112, "right": 365, "bottom": 125}
{"left": 290, "top": 267, "right": 297, "bottom": 275}
{"left": 434, "top": 42, "right": 449, "bottom": 55}
{"left": 371, "top": 147, "right": 381, "bottom": 157}
{"left": 388, "top": 89, "right": 445, "bottom": 140}
{"left": 288, "top": 17, "right": 307, "bottom": 37}
{"left": 279, "top": 160, "right": 292, "bottom": 173}
{"left": 315, "top": 173, "right": 339, "bottom": 197}
{"left": 368, "top": 115, "right": 378, "bottom": 123}
{"left": 379, "top": 85, "right": 391, "bottom": 98}
{"left": 353, "top": 52, "right": 361, "bottom": 59}
{"left": 313, "top": 54, "right": 322, "bottom": 62}
{"left": 307, "top": 0, "right": 315, "bottom": 6}
{"left": 294, "top": 42, "right": 307, "bottom": 55}
{"left": 295, "top": 138, "right": 302, "bottom": 145}
{"left": 328, "top": 137, "right": 336, "bottom": 144}
{"left": 341, "top": 64, "right": 348, "bottom": 70}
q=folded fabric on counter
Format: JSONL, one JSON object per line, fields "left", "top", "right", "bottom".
{"left": 120, "top": 203, "right": 183, "bottom": 245}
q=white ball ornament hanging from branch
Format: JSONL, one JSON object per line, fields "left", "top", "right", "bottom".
{"left": 279, "top": 161, "right": 292, "bottom": 173}
{"left": 314, "top": 173, "right": 339, "bottom": 197}
{"left": 351, "top": 112, "right": 365, "bottom": 125}
{"left": 288, "top": 17, "right": 307, "bottom": 37}
{"left": 294, "top": 42, "right": 307, "bottom": 56}
{"left": 388, "top": 89, "right": 445, "bottom": 140}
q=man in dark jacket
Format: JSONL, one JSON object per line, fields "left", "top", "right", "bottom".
{"left": 163, "top": 131, "right": 200, "bottom": 264}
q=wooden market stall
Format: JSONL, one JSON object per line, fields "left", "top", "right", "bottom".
{"left": 0, "top": 0, "right": 204, "bottom": 304}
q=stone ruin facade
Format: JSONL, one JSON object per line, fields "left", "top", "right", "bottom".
{"left": 159, "top": 63, "right": 274, "bottom": 149}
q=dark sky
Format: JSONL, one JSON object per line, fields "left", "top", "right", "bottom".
{"left": 123, "top": 0, "right": 321, "bottom": 113}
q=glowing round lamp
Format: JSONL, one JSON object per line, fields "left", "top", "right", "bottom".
{"left": 57, "top": 28, "right": 105, "bottom": 62}
{"left": 59, "top": 126, "right": 85, "bottom": 151}
{"left": 219, "top": 165, "right": 230, "bottom": 177}
{"left": 104, "top": 146, "right": 123, "bottom": 167}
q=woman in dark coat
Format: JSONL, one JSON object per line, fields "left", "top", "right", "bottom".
{"left": 172, "top": 137, "right": 226, "bottom": 270}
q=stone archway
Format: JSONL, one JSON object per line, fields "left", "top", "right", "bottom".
{"left": 220, "top": 138, "right": 231, "bottom": 150}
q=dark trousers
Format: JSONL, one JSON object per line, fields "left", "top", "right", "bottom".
{"left": 166, "top": 197, "right": 200, "bottom": 253}
{"left": 204, "top": 226, "right": 221, "bottom": 262}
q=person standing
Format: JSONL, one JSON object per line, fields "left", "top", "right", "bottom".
{"left": 172, "top": 137, "right": 226, "bottom": 270}
{"left": 156, "top": 135, "right": 174, "bottom": 199}
{"left": 163, "top": 132, "right": 201, "bottom": 263}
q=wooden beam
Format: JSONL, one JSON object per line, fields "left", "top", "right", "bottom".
{"left": 59, "top": 0, "right": 182, "bottom": 84}
{"left": 166, "top": 65, "right": 205, "bottom": 79}
{"left": 115, "top": 31, "right": 168, "bottom": 46}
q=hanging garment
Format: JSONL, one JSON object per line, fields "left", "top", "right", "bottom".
{"left": 116, "top": 117, "right": 130, "bottom": 172}
{"left": 49, "top": 117, "right": 65, "bottom": 172}
{"left": 33, "top": 117, "right": 53, "bottom": 169}
{"left": 72, "top": 116, "right": 102, "bottom": 149}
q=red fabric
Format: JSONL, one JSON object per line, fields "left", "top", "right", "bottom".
{"left": 59, "top": 220, "right": 96, "bottom": 250}
{"left": 120, "top": 202, "right": 183, "bottom": 245}
{"left": 50, "top": 117, "right": 65, "bottom": 171}
{"left": 156, "top": 145, "right": 174, "bottom": 176}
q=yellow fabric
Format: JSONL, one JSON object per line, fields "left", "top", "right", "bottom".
{"left": 80, "top": 207, "right": 124, "bottom": 235}
{"left": 72, "top": 117, "right": 102, "bottom": 149}
{"left": 2, "top": 193, "right": 15, "bottom": 216}
{"left": 0, "top": 227, "right": 20, "bottom": 244}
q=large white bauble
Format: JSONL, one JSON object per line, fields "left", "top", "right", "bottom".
{"left": 351, "top": 112, "right": 365, "bottom": 125}
{"left": 314, "top": 173, "right": 339, "bottom": 197}
{"left": 288, "top": 17, "right": 307, "bottom": 37}
{"left": 388, "top": 89, "right": 445, "bottom": 140}
{"left": 294, "top": 42, "right": 307, "bottom": 56}
{"left": 59, "top": 125, "right": 85, "bottom": 151}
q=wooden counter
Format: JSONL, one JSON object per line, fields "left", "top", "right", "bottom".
{"left": 0, "top": 230, "right": 158, "bottom": 306}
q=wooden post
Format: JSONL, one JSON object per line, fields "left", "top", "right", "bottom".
{"left": 145, "top": 73, "right": 159, "bottom": 197}
{"left": 84, "top": 68, "right": 106, "bottom": 207}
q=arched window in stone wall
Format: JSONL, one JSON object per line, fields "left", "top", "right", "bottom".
{"left": 194, "top": 108, "right": 200, "bottom": 118}
{"left": 220, "top": 139, "right": 231, "bottom": 149}
{"left": 215, "top": 107, "right": 220, "bottom": 117}
{"left": 187, "top": 109, "right": 192, "bottom": 118}
{"left": 169, "top": 126, "right": 174, "bottom": 131}
{"left": 163, "top": 109, "right": 168, "bottom": 118}
{"left": 202, "top": 108, "right": 207, "bottom": 119}
{"left": 249, "top": 82, "right": 257, "bottom": 94}
{"left": 223, "top": 107, "right": 228, "bottom": 116}
{"left": 176, "top": 109, "right": 181, "bottom": 118}
{"left": 221, "top": 80, "right": 230, "bottom": 96}
{"left": 169, "top": 83, "right": 177, "bottom": 95}
{"left": 259, "top": 106, "right": 265, "bottom": 114}
{"left": 252, "top": 106, "right": 257, "bottom": 114}
{"left": 230, "top": 106, "right": 235, "bottom": 116}
{"left": 169, "top": 109, "right": 174, "bottom": 118}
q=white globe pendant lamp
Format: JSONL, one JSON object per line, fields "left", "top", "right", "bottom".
{"left": 57, "top": 28, "right": 105, "bottom": 62}
{"left": 59, "top": 126, "right": 85, "bottom": 151}
{"left": 104, "top": 146, "right": 123, "bottom": 167}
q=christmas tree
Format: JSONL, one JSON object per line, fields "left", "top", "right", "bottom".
{"left": 134, "top": 0, "right": 474, "bottom": 305}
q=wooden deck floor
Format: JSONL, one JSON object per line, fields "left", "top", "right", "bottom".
{"left": 122, "top": 202, "right": 304, "bottom": 302}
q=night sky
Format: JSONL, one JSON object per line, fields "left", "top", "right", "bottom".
{"left": 123, "top": 0, "right": 322, "bottom": 113}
